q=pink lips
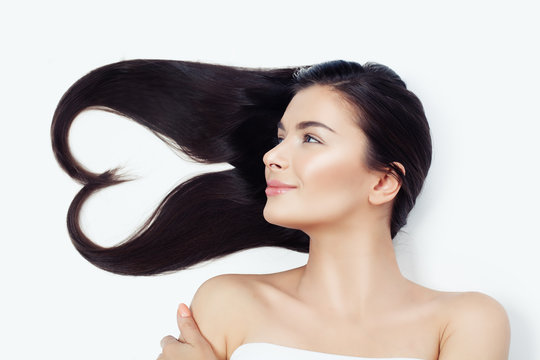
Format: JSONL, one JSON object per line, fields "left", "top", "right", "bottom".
{"left": 265, "top": 179, "right": 297, "bottom": 196}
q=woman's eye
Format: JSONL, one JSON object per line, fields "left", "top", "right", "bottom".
{"left": 304, "top": 134, "right": 320, "bottom": 143}
{"left": 274, "top": 134, "right": 320, "bottom": 145}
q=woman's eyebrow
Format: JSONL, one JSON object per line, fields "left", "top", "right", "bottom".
{"left": 277, "top": 120, "right": 336, "bottom": 133}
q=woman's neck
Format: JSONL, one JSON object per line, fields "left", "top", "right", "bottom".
{"left": 294, "top": 220, "right": 410, "bottom": 321}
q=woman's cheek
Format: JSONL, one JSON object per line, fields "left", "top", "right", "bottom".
{"left": 300, "top": 151, "right": 356, "bottom": 191}
{"left": 301, "top": 157, "right": 361, "bottom": 209}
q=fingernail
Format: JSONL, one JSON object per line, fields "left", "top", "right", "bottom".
{"left": 178, "top": 303, "right": 191, "bottom": 318}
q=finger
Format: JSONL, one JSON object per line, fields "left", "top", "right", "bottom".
{"left": 176, "top": 303, "right": 201, "bottom": 345}
{"left": 176, "top": 303, "right": 190, "bottom": 343}
{"left": 160, "top": 335, "right": 178, "bottom": 349}
{"left": 177, "top": 303, "right": 192, "bottom": 323}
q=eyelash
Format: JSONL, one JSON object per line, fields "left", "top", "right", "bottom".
{"left": 303, "top": 134, "right": 320, "bottom": 144}
{"left": 276, "top": 134, "right": 321, "bottom": 144}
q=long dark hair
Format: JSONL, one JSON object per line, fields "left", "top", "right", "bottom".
{"left": 51, "top": 59, "right": 432, "bottom": 276}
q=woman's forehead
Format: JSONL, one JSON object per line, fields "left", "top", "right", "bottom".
{"left": 281, "top": 85, "right": 360, "bottom": 132}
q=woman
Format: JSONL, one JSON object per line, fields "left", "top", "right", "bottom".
{"left": 51, "top": 59, "right": 510, "bottom": 360}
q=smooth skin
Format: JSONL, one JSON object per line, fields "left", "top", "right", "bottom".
{"left": 158, "top": 85, "right": 511, "bottom": 360}
{"left": 158, "top": 303, "right": 218, "bottom": 360}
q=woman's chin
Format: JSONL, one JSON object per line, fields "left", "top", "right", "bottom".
{"left": 262, "top": 213, "right": 284, "bottom": 227}
{"left": 263, "top": 210, "right": 302, "bottom": 230}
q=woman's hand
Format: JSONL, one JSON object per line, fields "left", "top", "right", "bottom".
{"left": 157, "top": 303, "right": 219, "bottom": 360}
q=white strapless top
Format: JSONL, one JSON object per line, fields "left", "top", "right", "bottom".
{"left": 230, "top": 342, "right": 425, "bottom": 360}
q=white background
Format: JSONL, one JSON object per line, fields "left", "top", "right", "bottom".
{"left": 1, "top": 1, "right": 538, "bottom": 359}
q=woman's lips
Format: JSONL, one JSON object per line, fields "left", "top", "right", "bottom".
{"left": 265, "top": 179, "right": 297, "bottom": 196}
{"left": 265, "top": 187, "right": 295, "bottom": 196}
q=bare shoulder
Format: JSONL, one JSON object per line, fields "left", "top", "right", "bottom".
{"left": 437, "top": 291, "right": 511, "bottom": 360}
{"left": 189, "top": 273, "right": 257, "bottom": 360}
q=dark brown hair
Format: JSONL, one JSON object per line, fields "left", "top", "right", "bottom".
{"left": 51, "top": 59, "right": 432, "bottom": 276}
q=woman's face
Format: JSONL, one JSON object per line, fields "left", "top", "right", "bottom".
{"left": 262, "top": 85, "right": 379, "bottom": 231}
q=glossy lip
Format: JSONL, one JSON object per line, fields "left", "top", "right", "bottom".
{"left": 265, "top": 179, "right": 297, "bottom": 196}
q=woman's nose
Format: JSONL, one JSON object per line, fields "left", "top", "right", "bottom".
{"left": 263, "top": 142, "right": 288, "bottom": 170}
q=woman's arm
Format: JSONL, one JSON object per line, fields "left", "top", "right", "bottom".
{"left": 438, "top": 292, "right": 511, "bottom": 360}
{"left": 159, "top": 274, "right": 241, "bottom": 360}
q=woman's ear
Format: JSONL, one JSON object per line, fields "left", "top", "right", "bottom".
{"left": 368, "top": 162, "right": 405, "bottom": 206}
{"left": 391, "top": 161, "right": 406, "bottom": 180}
